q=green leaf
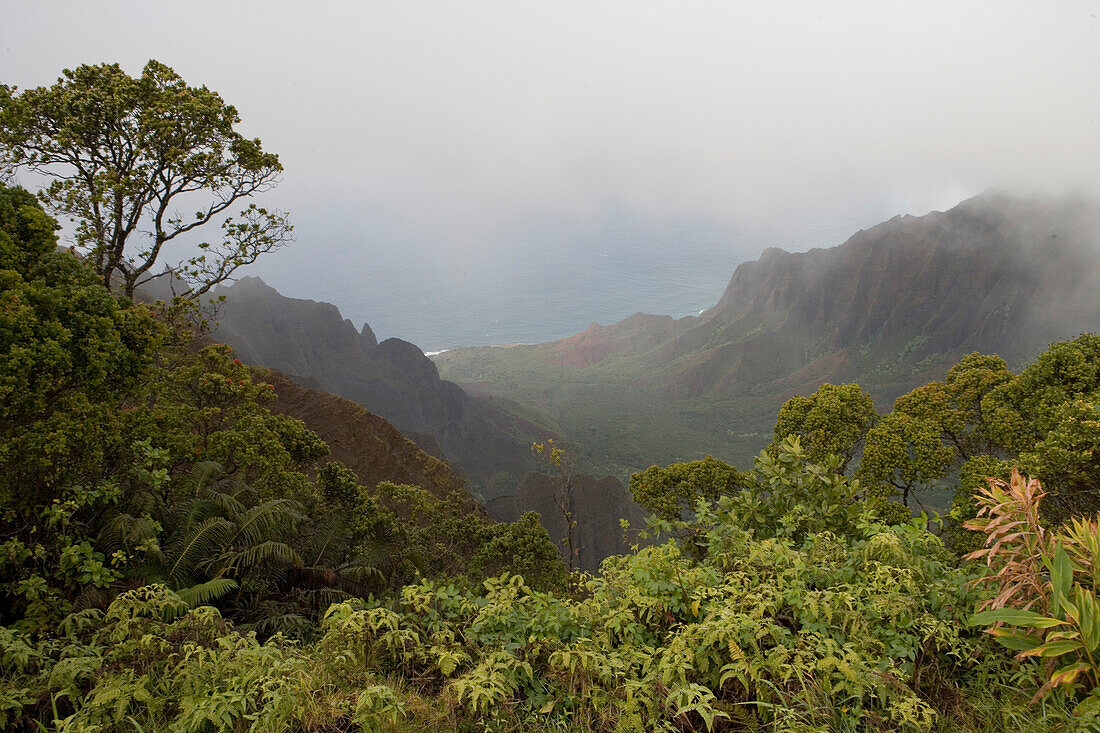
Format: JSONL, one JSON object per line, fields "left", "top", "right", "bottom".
{"left": 1019, "top": 639, "right": 1083, "bottom": 658}
{"left": 1075, "top": 586, "right": 1100, "bottom": 653}
{"left": 1047, "top": 541, "right": 1073, "bottom": 614}
{"left": 987, "top": 627, "right": 1043, "bottom": 651}
{"left": 175, "top": 578, "right": 238, "bottom": 608}
{"left": 969, "top": 608, "right": 1067, "bottom": 629}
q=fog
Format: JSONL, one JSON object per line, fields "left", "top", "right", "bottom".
{"left": 4, "top": 1, "right": 1100, "bottom": 345}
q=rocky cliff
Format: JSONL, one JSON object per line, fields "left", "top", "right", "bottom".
{"left": 209, "top": 278, "right": 549, "bottom": 497}
{"left": 436, "top": 193, "right": 1100, "bottom": 474}
{"left": 258, "top": 368, "right": 472, "bottom": 503}
{"left": 666, "top": 192, "right": 1100, "bottom": 398}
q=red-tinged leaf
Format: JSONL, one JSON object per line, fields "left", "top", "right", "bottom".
{"left": 1032, "top": 662, "right": 1092, "bottom": 703}
{"left": 986, "top": 628, "right": 1043, "bottom": 651}
{"left": 1018, "top": 639, "right": 1082, "bottom": 659}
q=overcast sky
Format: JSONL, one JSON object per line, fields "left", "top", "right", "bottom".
{"left": 4, "top": 2, "right": 1100, "bottom": 342}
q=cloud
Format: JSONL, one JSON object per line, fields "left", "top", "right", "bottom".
{"left": 4, "top": 1, "right": 1099, "bottom": 251}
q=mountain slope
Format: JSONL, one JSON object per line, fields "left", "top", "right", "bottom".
{"left": 486, "top": 472, "right": 645, "bottom": 574}
{"left": 258, "top": 368, "right": 472, "bottom": 503}
{"left": 209, "top": 277, "right": 552, "bottom": 497}
{"left": 435, "top": 193, "right": 1100, "bottom": 477}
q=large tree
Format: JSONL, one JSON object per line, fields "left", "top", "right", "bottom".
{"left": 857, "top": 353, "right": 1013, "bottom": 508}
{"left": 0, "top": 60, "right": 291, "bottom": 298}
{"left": 0, "top": 184, "right": 164, "bottom": 626}
{"left": 769, "top": 383, "right": 878, "bottom": 473}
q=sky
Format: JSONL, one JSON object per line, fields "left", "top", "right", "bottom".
{"left": 3, "top": 2, "right": 1100, "bottom": 346}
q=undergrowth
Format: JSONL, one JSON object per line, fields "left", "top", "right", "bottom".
{"left": 3, "top": 444, "right": 1085, "bottom": 732}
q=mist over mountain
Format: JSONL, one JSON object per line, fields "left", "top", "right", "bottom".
{"left": 435, "top": 193, "right": 1100, "bottom": 477}
{"left": 204, "top": 273, "right": 651, "bottom": 570}
{"left": 200, "top": 192, "right": 1100, "bottom": 565}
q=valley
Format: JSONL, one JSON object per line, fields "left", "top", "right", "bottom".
{"left": 7, "top": 13, "right": 1100, "bottom": 725}
{"left": 435, "top": 192, "right": 1100, "bottom": 479}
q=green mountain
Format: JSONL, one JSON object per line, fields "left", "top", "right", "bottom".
{"left": 208, "top": 276, "right": 554, "bottom": 497}
{"left": 206, "top": 277, "right": 642, "bottom": 569}
{"left": 435, "top": 193, "right": 1100, "bottom": 478}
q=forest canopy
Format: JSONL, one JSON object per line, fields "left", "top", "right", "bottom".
{"left": 3, "top": 60, "right": 1100, "bottom": 732}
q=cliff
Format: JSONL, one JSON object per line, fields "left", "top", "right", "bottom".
{"left": 259, "top": 368, "right": 472, "bottom": 503}
{"left": 436, "top": 193, "right": 1100, "bottom": 474}
{"left": 210, "top": 277, "right": 550, "bottom": 497}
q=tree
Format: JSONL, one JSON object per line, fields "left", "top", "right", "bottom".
{"left": 0, "top": 60, "right": 291, "bottom": 298}
{"left": 133, "top": 343, "right": 328, "bottom": 503}
{"left": 0, "top": 186, "right": 163, "bottom": 492}
{"left": 532, "top": 440, "right": 581, "bottom": 573}
{"left": 769, "top": 383, "right": 878, "bottom": 473}
{"left": 726, "top": 435, "right": 891, "bottom": 540}
{"left": 858, "top": 411, "right": 954, "bottom": 508}
{"left": 982, "top": 335, "right": 1100, "bottom": 522}
{"left": 894, "top": 353, "right": 1012, "bottom": 461}
{"left": 0, "top": 184, "right": 164, "bottom": 627}
{"left": 629, "top": 455, "right": 744, "bottom": 522}
{"left": 858, "top": 353, "right": 1012, "bottom": 508}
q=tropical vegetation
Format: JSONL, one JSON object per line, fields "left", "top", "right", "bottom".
{"left": 3, "top": 61, "right": 1100, "bottom": 731}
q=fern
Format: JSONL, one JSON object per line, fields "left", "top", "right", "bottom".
{"left": 165, "top": 516, "right": 234, "bottom": 586}
{"left": 175, "top": 578, "right": 239, "bottom": 608}
{"left": 228, "top": 499, "right": 302, "bottom": 548}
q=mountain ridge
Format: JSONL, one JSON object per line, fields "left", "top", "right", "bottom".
{"left": 208, "top": 276, "right": 551, "bottom": 497}
{"left": 435, "top": 192, "right": 1100, "bottom": 476}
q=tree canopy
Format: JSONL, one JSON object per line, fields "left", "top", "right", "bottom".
{"left": 0, "top": 60, "right": 291, "bottom": 298}
{"left": 769, "top": 382, "right": 878, "bottom": 472}
{"left": 629, "top": 455, "right": 744, "bottom": 522}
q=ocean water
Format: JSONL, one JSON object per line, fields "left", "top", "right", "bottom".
{"left": 249, "top": 205, "right": 902, "bottom": 353}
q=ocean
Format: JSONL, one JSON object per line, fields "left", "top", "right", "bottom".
{"left": 247, "top": 204, "right": 905, "bottom": 354}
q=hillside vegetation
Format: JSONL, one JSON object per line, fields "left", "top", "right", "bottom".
{"left": 5, "top": 61, "right": 1100, "bottom": 731}
{"left": 5, "top": 182, "right": 1100, "bottom": 730}
{"left": 436, "top": 193, "right": 1100, "bottom": 480}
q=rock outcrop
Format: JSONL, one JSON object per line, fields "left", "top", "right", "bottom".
{"left": 210, "top": 277, "right": 547, "bottom": 497}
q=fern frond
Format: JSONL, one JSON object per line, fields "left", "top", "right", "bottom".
{"left": 198, "top": 485, "right": 247, "bottom": 519}
{"left": 225, "top": 483, "right": 261, "bottom": 505}
{"left": 225, "top": 541, "right": 302, "bottom": 573}
{"left": 98, "top": 513, "right": 161, "bottom": 555}
{"left": 175, "top": 578, "right": 239, "bottom": 608}
{"left": 337, "top": 562, "right": 386, "bottom": 586}
{"left": 306, "top": 515, "right": 348, "bottom": 566}
{"left": 187, "top": 461, "right": 227, "bottom": 492}
{"left": 249, "top": 610, "right": 313, "bottom": 638}
{"left": 165, "top": 517, "right": 234, "bottom": 586}
{"left": 230, "top": 499, "right": 302, "bottom": 546}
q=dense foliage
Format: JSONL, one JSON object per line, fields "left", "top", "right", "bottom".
{"left": 0, "top": 186, "right": 570, "bottom": 726}
{"left": 1, "top": 442, "right": 1082, "bottom": 731}
{"left": 3, "top": 61, "right": 1100, "bottom": 731}
{"left": 0, "top": 61, "right": 292, "bottom": 297}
